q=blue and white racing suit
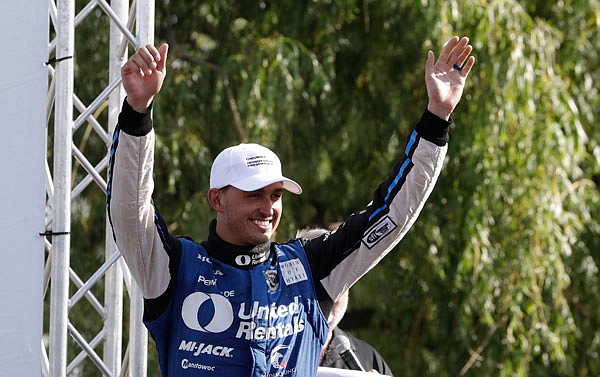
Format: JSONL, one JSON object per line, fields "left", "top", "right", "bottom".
{"left": 107, "top": 99, "right": 451, "bottom": 377}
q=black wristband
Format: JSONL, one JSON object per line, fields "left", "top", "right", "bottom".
{"left": 118, "top": 98, "right": 154, "bottom": 136}
{"left": 414, "top": 109, "right": 451, "bottom": 146}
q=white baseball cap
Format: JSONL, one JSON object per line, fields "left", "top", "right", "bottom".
{"left": 209, "top": 143, "right": 302, "bottom": 194}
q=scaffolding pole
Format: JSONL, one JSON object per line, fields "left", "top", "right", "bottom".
{"left": 104, "top": 0, "right": 128, "bottom": 373}
{"left": 48, "top": 0, "right": 74, "bottom": 375}
{"left": 45, "top": 0, "right": 154, "bottom": 375}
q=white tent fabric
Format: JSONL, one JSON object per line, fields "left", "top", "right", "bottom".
{"left": 0, "top": 1, "right": 47, "bottom": 375}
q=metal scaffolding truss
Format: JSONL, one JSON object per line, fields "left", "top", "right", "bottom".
{"left": 44, "top": 0, "right": 154, "bottom": 375}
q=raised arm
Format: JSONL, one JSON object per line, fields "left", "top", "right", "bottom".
{"left": 305, "top": 37, "right": 475, "bottom": 303}
{"left": 107, "top": 43, "right": 178, "bottom": 303}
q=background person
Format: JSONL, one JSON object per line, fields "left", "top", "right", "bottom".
{"left": 297, "top": 228, "right": 394, "bottom": 376}
{"left": 321, "top": 291, "right": 394, "bottom": 376}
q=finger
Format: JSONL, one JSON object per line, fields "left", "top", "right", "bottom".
{"left": 460, "top": 55, "right": 476, "bottom": 78}
{"left": 156, "top": 43, "right": 169, "bottom": 72}
{"left": 121, "top": 55, "right": 150, "bottom": 77}
{"left": 455, "top": 44, "right": 473, "bottom": 68}
{"left": 425, "top": 50, "right": 435, "bottom": 77}
{"left": 121, "top": 59, "right": 140, "bottom": 76}
{"left": 447, "top": 37, "right": 469, "bottom": 64}
{"left": 129, "top": 53, "right": 154, "bottom": 75}
{"left": 145, "top": 44, "right": 161, "bottom": 62}
{"left": 135, "top": 47, "right": 158, "bottom": 74}
{"left": 437, "top": 36, "right": 459, "bottom": 65}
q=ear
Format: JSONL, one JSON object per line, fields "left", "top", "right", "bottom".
{"left": 207, "top": 188, "right": 224, "bottom": 212}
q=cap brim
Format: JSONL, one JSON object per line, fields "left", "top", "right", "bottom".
{"left": 230, "top": 175, "right": 302, "bottom": 194}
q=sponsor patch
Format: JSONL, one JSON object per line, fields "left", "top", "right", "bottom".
{"left": 181, "top": 359, "right": 216, "bottom": 371}
{"left": 181, "top": 292, "right": 234, "bottom": 333}
{"left": 270, "top": 344, "right": 290, "bottom": 369}
{"left": 235, "top": 252, "right": 269, "bottom": 267}
{"left": 178, "top": 340, "right": 234, "bottom": 358}
{"left": 264, "top": 269, "right": 280, "bottom": 291}
{"left": 362, "top": 216, "right": 397, "bottom": 249}
{"left": 280, "top": 259, "right": 308, "bottom": 285}
{"left": 197, "top": 254, "right": 212, "bottom": 263}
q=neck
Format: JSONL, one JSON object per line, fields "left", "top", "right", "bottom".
{"left": 203, "top": 220, "right": 271, "bottom": 268}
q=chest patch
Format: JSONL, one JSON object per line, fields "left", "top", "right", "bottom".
{"left": 264, "top": 269, "right": 280, "bottom": 291}
{"left": 280, "top": 258, "right": 308, "bottom": 285}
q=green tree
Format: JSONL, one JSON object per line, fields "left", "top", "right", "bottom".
{"left": 351, "top": 1, "right": 600, "bottom": 376}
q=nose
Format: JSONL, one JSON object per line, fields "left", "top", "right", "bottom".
{"left": 258, "top": 196, "right": 274, "bottom": 217}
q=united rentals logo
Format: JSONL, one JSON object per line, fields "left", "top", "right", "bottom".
{"left": 237, "top": 297, "right": 304, "bottom": 340}
{"left": 235, "top": 253, "right": 269, "bottom": 266}
{"left": 181, "top": 293, "right": 305, "bottom": 340}
{"left": 363, "top": 216, "right": 397, "bottom": 249}
{"left": 181, "top": 292, "right": 234, "bottom": 333}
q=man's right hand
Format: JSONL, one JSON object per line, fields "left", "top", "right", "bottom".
{"left": 121, "top": 43, "right": 169, "bottom": 113}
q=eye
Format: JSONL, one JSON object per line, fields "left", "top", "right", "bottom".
{"left": 271, "top": 192, "right": 282, "bottom": 200}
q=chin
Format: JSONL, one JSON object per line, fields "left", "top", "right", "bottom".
{"left": 253, "top": 232, "right": 272, "bottom": 245}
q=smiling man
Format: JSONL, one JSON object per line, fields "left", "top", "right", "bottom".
{"left": 206, "top": 142, "right": 300, "bottom": 247}
{"left": 107, "top": 36, "right": 475, "bottom": 377}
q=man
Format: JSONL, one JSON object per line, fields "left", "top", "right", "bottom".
{"left": 107, "top": 36, "right": 474, "bottom": 377}
{"left": 321, "top": 291, "right": 394, "bottom": 376}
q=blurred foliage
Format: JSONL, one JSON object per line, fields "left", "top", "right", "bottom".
{"left": 55, "top": 0, "right": 599, "bottom": 376}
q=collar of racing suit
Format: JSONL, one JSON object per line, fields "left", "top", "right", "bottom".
{"left": 202, "top": 219, "right": 273, "bottom": 269}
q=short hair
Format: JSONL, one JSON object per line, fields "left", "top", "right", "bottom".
{"left": 295, "top": 227, "right": 329, "bottom": 240}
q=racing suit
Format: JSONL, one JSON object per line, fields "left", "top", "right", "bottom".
{"left": 107, "top": 99, "right": 450, "bottom": 377}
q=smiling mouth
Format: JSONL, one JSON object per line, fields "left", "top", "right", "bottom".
{"left": 251, "top": 219, "right": 272, "bottom": 228}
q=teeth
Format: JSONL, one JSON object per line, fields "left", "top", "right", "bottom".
{"left": 252, "top": 220, "right": 271, "bottom": 226}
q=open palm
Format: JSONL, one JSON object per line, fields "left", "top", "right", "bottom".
{"left": 425, "top": 37, "right": 475, "bottom": 120}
